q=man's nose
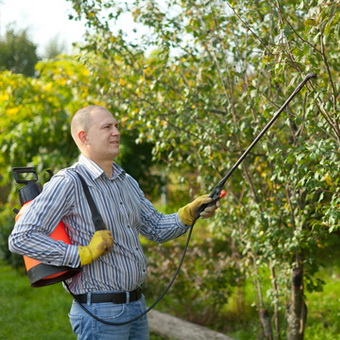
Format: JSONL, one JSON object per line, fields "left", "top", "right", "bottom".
{"left": 112, "top": 126, "right": 120, "bottom": 135}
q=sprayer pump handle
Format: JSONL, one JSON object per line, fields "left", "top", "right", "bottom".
{"left": 12, "top": 167, "right": 38, "bottom": 185}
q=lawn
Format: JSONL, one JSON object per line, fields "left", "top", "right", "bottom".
{"left": 0, "top": 264, "right": 166, "bottom": 340}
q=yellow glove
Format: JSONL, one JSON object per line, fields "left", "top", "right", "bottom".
{"left": 78, "top": 230, "right": 114, "bottom": 266}
{"left": 178, "top": 194, "right": 220, "bottom": 225}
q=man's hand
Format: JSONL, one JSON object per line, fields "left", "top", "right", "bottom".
{"left": 178, "top": 195, "right": 221, "bottom": 225}
{"left": 78, "top": 230, "right": 114, "bottom": 266}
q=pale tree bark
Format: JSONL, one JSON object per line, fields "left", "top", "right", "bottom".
{"left": 252, "top": 255, "right": 273, "bottom": 340}
{"left": 270, "top": 262, "right": 281, "bottom": 340}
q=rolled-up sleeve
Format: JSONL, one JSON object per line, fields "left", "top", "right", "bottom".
{"left": 136, "top": 187, "right": 190, "bottom": 243}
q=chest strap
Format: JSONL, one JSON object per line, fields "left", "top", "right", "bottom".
{"left": 76, "top": 172, "right": 106, "bottom": 231}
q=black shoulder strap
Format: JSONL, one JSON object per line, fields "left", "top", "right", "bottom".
{"left": 75, "top": 172, "right": 106, "bottom": 231}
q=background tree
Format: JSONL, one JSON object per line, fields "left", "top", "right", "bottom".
{"left": 43, "top": 36, "right": 67, "bottom": 59}
{"left": 0, "top": 26, "right": 39, "bottom": 76}
{"left": 66, "top": 0, "right": 339, "bottom": 339}
{"left": 0, "top": 54, "right": 160, "bottom": 197}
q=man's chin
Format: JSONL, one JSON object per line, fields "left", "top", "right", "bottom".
{"left": 112, "top": 149, "right": 120, "bottom": 159}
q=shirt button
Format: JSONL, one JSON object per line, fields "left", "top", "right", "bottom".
{"left": 120, "top": 201, "right": 123, "bottom": 205}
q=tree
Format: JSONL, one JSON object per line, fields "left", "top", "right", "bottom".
{"left": 66, "top": 0, "right": 339, "bottom": 338}
{"left": 43, "top": 36, "right": 67, "bottom": 59}
{"left": 0, "top": 26, "right": 39, "bottom": 76}
{"left": 0, "top": 57, "right": 88, "bottom": 197}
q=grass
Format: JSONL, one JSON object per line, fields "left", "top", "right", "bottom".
{"left": 0, "top": 265, "right": 75, "bottom": 340}
{"left": 0, "top": 264, "right": 167, "bottom": 340}
{"left": 304, "top": 263, "right": 340, "bottom": 340}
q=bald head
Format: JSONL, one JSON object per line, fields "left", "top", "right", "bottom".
{"left": 71, "top": 105, "right": 110, "bottom": 148}
{"left": 70, "top": 105, "right": 120, "bottom": 172}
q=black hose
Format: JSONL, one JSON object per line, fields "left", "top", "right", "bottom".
{"left": 64, "top": 216, "right": 198, "bottom": 326}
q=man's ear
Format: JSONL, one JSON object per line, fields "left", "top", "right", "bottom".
{"left": 78, "top": 131, "right": 88, "bottom": 145}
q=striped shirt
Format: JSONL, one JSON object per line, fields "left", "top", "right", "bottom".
{"left": 9, "top": 155, "right": 189, "bottom": 294}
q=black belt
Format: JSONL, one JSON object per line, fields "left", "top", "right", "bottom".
{"left": 75, "top": 288, "right": 142, "bottom": 304}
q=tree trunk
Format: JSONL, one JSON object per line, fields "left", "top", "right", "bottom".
{"left": 287, "top": 266, "right": 307, "bottom": 340}
{"left": 270, "top": 263, "right": 281, "bottom": 340}
{"left": 252, "top": 256, "right": 273, "bottom": 340}
{"left": 259, "top": 308, "right": 273, "bottom": 340}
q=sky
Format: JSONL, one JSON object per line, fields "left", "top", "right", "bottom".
{"left": 0, "top": 0, "right": 86, "bottom": 55}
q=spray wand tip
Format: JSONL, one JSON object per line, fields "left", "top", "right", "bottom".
{"left": 220, "top": 190, "right": 227, "bottom": 198}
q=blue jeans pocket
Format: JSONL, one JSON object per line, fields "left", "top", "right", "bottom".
{"left": 69, "top": 314, "right": 83, "bottom": 336}
{"left": 93, "top": 303, "right": 129, "bottom": 337}
{"left": 93, "top": 302, "right": 126, "bottom": 320}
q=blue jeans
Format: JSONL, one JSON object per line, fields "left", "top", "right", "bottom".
{"left": 69, "top": 294, "right": 149, "bottom": 340}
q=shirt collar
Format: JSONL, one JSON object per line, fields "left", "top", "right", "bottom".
{"left": 78, "top": 154, "right": 125, "bottom": 181}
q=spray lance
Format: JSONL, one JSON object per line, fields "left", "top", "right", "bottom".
{"left": 195, "top": 72, "right": 317, "bottom": 220}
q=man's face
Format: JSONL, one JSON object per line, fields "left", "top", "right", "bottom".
{"left": 85, "top": 109, "right": 120, "bottom": 162}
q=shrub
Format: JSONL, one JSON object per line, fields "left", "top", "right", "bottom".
{"left": 142, "top": 236, "right": 239, "bottom": 326}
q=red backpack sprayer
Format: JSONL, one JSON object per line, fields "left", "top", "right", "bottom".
{"left": 12, "top": 73, "right": 316, "bottom": 325}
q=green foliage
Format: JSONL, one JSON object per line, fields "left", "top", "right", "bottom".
{"left": 0, "top": 205, "right": 23, "bottom": 268}
{"left": 0, "top": 27, "right": 39, "bottom": 76}
{"left": 117, "top": 133, "right": 164, "bottom": 198}
{"left": 0, "top": 55, "right": 160, "bottom": 198}
{"left": 0, "top": 57, "right": 90, "bottom": 187}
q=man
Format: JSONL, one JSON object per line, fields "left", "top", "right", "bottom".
{"left": 9, "top": 105, "right": 220, "bottom": 340}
